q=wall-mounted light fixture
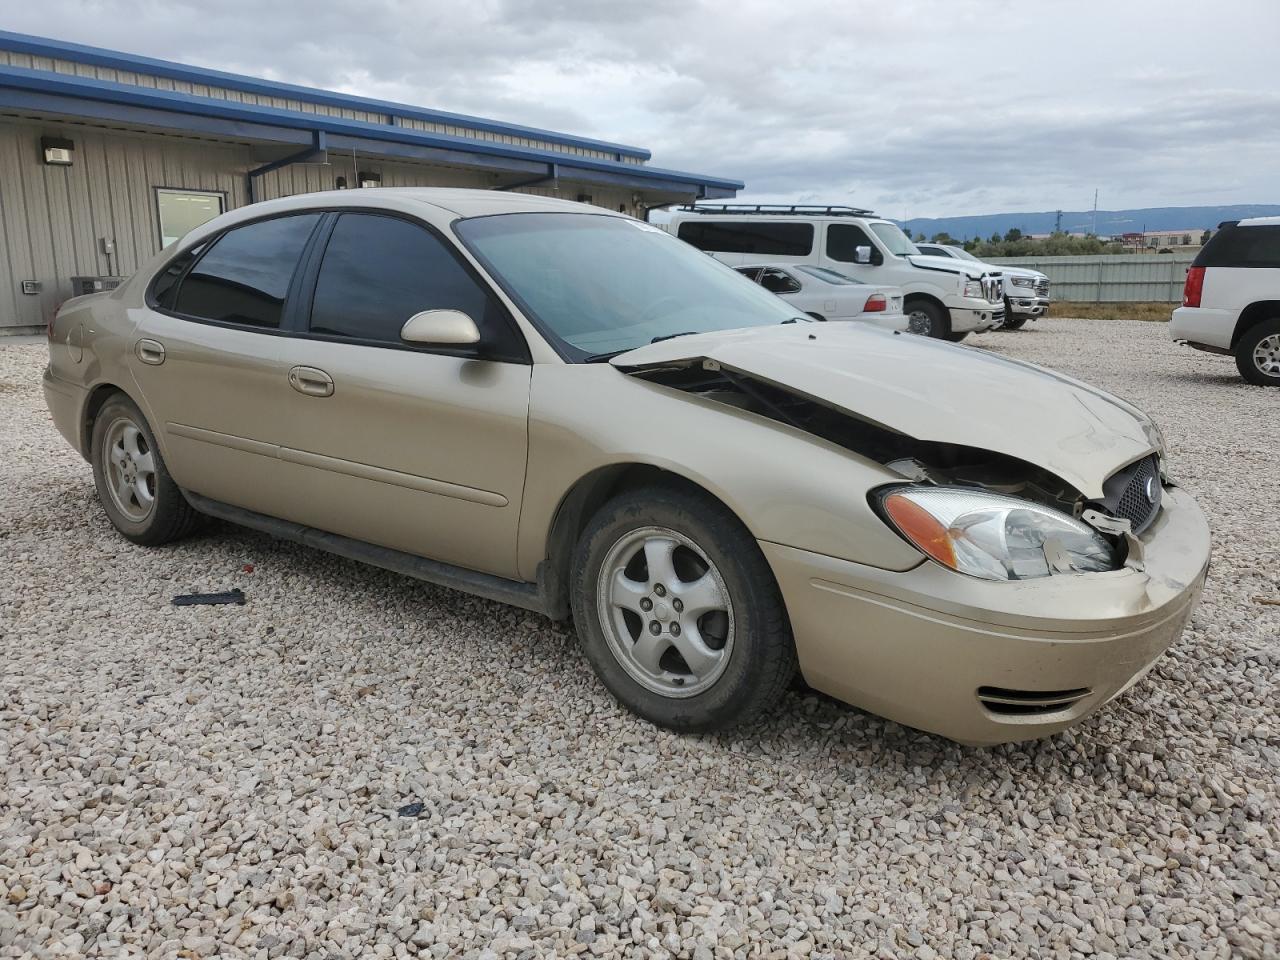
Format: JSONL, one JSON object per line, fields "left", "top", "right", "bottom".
{"left": 357, "top": 171, "right": 381, "bottom": 188}
{"left": 41, "top": 136, "right": 74, "bottom": 166}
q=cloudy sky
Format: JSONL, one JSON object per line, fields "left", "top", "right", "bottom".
{"left": 4, "top": 1, "right": 1278, "bottom": 218}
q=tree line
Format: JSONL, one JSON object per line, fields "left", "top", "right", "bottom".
{"left": 910, "top": 228, "right": 1212, "bottom": 258}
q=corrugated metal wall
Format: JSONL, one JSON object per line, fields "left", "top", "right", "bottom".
{"left": 0, "top": 117, "right": 639, "bottom": 330}
{"left": 986, "top": 253, "right": 1199, "bottom": 302}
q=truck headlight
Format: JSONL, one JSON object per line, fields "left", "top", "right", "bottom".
{"left": 962, "top": 280, "right": 983, "bottom": 298}
{"left": 1009, "top": 276, "right": 1034, "bottom": 288}
{"left": 878, "top": 487, "right": 1117, "bottom": 581}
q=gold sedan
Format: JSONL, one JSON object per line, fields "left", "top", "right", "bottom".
{"left": 42, "top": 190, "right": 1210, "bottom": 744}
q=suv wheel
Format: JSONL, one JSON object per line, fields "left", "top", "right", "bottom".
{"left": 570, "top": 486, "right": 796, "bottom": 732}
{"left": 906, "top": 300, "right": 947, "bottom": 338}
{"left": 1235, "top": 318, "right": 1280, "bottom": 387}
{"left": 91, "top": 393, "right": 201, "bottom": 545}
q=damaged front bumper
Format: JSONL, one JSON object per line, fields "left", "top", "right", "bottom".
{"left": 760, "top": 484, "right": 1210, "bottom": 745}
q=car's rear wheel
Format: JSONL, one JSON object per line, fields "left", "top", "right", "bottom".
{"left": 1235, "top": 318, "right": 1280, "bottom": 387}
{"left": 570, "top": 486, "right": 796, "bottom": 732}
{"left": 91, "top": 394, "right": 201, "bottom": 545}
{"left": 906, "top": 299, "right": 947, "bottom": 338}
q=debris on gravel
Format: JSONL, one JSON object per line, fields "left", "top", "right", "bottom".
{"left": 1, "top": 319, "right": 1276, "bottom": 959}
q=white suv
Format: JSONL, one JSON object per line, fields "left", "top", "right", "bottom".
{"left": 1170, "top": 217, "right": 1280, "bottom": 387}
{"left": 667, "top": 205, "right": 1004, "bottom": 341}
{"left": 914, "top": 243, "right": 1050, "bottom": 330}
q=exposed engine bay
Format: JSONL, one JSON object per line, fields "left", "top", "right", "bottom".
{"left": 631, "top": 361, "right": 1156, "bottom": 558}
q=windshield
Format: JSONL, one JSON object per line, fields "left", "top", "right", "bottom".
{"left": 455, "top": 213, "right": 801, "bottom": 360}
{"left": 869, "top": 222, "right": 920, "bottom": 257}
{"left": 947, "top": 246, "right": 981, "bottom": 262}
{"left": 796, "top": 265, "right": 864, "bottom": 285}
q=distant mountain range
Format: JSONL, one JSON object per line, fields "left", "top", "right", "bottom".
{"left": 896, "top": 205, "right": 1280, "bottom": 240}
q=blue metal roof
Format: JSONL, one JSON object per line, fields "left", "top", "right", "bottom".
{"left": 0, "top": 30, "right": 651, "bottom": 161}
{"left": 0, "top": 63, "right": 744, "bottom": 196}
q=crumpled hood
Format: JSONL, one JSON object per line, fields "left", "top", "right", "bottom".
{"left": 611, "top": 324, "right": 1157, "bottom": 498}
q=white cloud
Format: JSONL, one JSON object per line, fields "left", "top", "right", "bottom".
{"left": 3, "top": 0, "right": 1277, "bottom": 217}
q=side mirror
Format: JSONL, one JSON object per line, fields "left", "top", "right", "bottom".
{"left": 853, "top": 245, "right": 874, "bottom": 265}
{"left": 400, "top": 309, "right": 481, "bottom": 347}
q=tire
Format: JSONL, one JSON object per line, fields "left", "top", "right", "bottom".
{"left": 90, "top": 393, "right": 201, "bottom": 545}
{"left": 944, "top": 331, "right": 970, "bottom": 343}
{"left": 1001, "top": 301, "right": 1028, "bottom": 330}
{"left": 906, "top": 299, "right": 948, "bottom": 338}
{"left": 1234, "top": 318, "right": 1280, "bottom": 387}
{"left": 570, "top": 485, "right": 796, "bottom": 733}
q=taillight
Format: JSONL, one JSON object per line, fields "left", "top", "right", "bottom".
{"left": 863, "top": 293, "right": 887, "bottom": 313}
{"left": 1182, "top": 266, "right": 1204, "bottom": 308}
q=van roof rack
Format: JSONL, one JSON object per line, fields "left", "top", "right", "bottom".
{"left": 677, "top": 203, "right": 878, "bottom": 218}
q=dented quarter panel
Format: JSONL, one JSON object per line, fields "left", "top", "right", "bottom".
{"left": 612, "top": 323, "right": 1157, "bottom": 499}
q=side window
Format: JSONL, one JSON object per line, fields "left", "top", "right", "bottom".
{"left": 917, "top": 245, "right": 944, "bottom": 257}
{"left": 150, "top": 241, "right": 206, "bottom": 311}
{"left": 309, "top": 213, "right": 519, "bottom": 354}
{"left": 174, "top": 215, "right": 321, "bottom": 328}
{"left": 827, "top": 224, "right": 879, "bottom": 263}
{"left": 759, "top": 268, "right": 801, "bottom": 294}
{"left": 677, "top": 220, "right": 814, "bottom": 257}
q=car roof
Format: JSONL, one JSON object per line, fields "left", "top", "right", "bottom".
{"left": 1237, "top": 216, "right": 1280, "bottom": 227}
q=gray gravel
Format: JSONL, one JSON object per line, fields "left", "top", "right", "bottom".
{"left": 1, "top": 317, "right": 1277, "bottom": 960}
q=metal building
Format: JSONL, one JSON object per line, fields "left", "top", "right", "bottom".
{"left": 0, "top": 30, "right": 742, "bottom": 333}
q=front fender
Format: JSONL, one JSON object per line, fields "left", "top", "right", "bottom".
{"left": 517, "top": 364, "right": 922, "bottom": 581}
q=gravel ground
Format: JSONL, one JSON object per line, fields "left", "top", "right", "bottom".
{"left": 1, "top": 318, "right": 1276, "bottom": 960}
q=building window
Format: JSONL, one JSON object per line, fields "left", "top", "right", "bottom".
{"left": 156, "top": 188, "right": 226, "bottom": 247}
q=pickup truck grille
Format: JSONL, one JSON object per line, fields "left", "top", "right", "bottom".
{"left": 1035, "top": 278, "right": 1050, "bottom": 297}
{"left": 981, "top": 276, "right": 1003, "bottom": 303}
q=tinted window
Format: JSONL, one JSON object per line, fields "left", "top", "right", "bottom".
{"left": 677, "top": 220, "right": 814, "bottom": 256}
{"left": 827, "top": 224, "right": 878, "bottom": 263}
{"left": 175, "top": 215, "right": 320, "bottom": 327}
{"left": 309, "top": 214, "right": 519, "bottom": 354}
{"left": 916, "top": 245, "right": 946, "bottom": 257}
{"left": 150, "top": 241, "right": 206, "bottom": 311}
{"left": 759, "top": 268, "right": 802, "bottom": 294}
{"left": 1195, "top": 224, "right": 1280, "bottom": 268}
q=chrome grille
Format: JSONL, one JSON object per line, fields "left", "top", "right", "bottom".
{"left": 1034, "top": 278, "right": 1050, "bottom": 297}
{"left": 1096, "top": 454, "right": 1162, "bottom": 534}
{"left": 981, "top": 276, "right": 1003, "bottom": 303}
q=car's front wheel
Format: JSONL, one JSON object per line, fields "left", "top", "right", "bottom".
{"left": 1001, "top": 301, "right": 1028, "bottom": 330}
{"left": 570, "top": 486, "right": 796, "bottom": 732}
{"left": 90, "top": 393, "right": 201, "bottom": 545}
{"left": 1235, "top": 317, "right": 1280, "bottom": 386}
{"left": 906, "top": 299, "right": 947, "bottom": 338}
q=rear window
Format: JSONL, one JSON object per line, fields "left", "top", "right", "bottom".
{"left": 677, "top": 220, "right": 814, "bottom": 257}
{"left": 1195, "top": 224, "right": 1280, "bottom": 268}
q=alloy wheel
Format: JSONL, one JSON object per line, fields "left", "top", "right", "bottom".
{"left": 102, "top": 416, "right": 157, "bottom": 522}
{"left": 906, "top": 310, "right": 932, "bottom": 336}
{"left": 595, "top": 526, "right": 734, "bottom": 698}
{"left": 1254, "top": 333, "right": 1280, "bottom": 377}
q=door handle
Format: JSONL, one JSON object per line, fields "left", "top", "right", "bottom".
{"left": 288, "top": 365, "right": 334, "bottom": 398}
{"left": 135, "top": 338, "right": 165, "bottom": 365}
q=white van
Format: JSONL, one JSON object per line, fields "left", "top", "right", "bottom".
{"left": 666, "top": 205, "right": 1004, "bottom": 340}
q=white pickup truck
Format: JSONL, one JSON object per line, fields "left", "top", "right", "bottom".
{"left": 914, "top": 243, "right": 1051, "bottom": 330}
{"left": 1170, "top": 217, "right": 1280, "bottom": 386}
{"left": 666, "top": 205, "right": 1005, "bottom": 341}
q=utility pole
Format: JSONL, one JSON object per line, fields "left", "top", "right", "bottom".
{"left": 1054, "top": 209, "right": 1062, "bottom": 234}
{"left": 1091, "top": 189, "right": 1098, "bottom": 236}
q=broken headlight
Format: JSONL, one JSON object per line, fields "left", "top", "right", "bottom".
{"left": 879, "top": 487, "right": 1117, "bottom": 581}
